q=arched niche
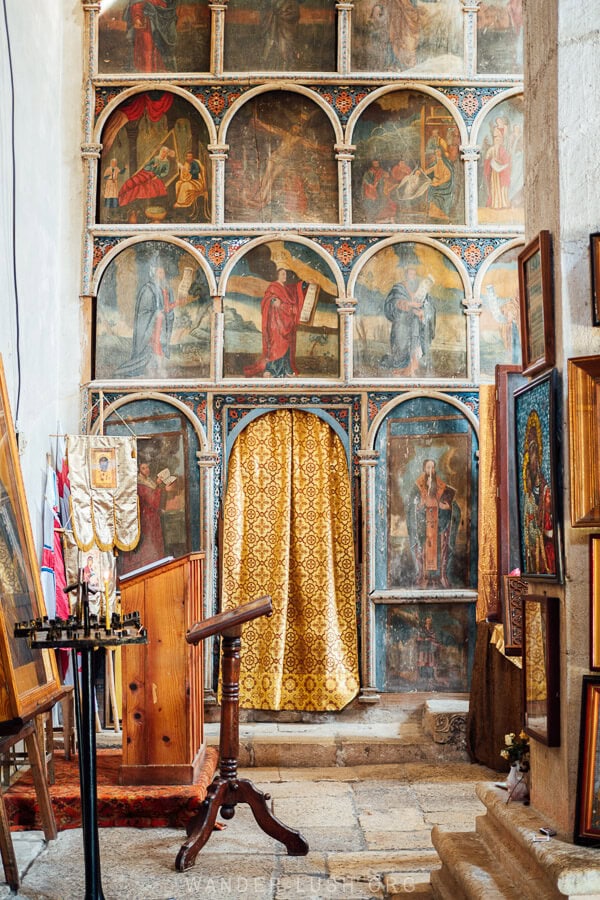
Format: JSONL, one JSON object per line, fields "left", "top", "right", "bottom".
{"left": 474, "top": 238, "right": 525, "bottom": 381}
{"left": 351, "top": 0, "right": 464, "bottom": 77}
{"left": 89, "top": 391, "right": 207, "bottom": 574}
{"left": 477, "top": 0, "right": 523, "bottom": 76}
{"left": 223, "top": 1, "right": 337, "bottom": 73}
{"left": 349, "top": 237, "right": 471, "bottom": 380}
{"left": 219, "top": 235, "right": 343, "bottom": 380}
{"left": 221, "top": 87, "right": 340, "bottom": 224}
{"left": 347, "top": 85, "right": 467, "bottom": 226}
{"left": 366, "top": 391, "right": 479, "bottom": 694}
{"left": 93, "top": 237, "right": 215, "bottom": 381}
{"left": 97, "top": 0, "right": 211, "bottom": 76}
{"left": 472, "top": 90, "right": 524, "bottom": 227}
{"left": 96, "top": 88, "right": 215, "bottom": 226}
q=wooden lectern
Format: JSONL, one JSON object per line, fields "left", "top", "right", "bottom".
{"left": 118, "top": 552, "right": 205, "bottom": 785}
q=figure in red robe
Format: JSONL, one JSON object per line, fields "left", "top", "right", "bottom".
{"left": 244, "top": 269, "right": 306, "bottom": 377}
{"left": 125, "top": 0, "right": 178, "bottom": 73}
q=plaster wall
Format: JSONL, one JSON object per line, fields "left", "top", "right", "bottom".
{"left": 0, "top": 1, "right": 84, "bottom": 549}
{"left": 525, "top": 0, "right": 600, "bottom": 830}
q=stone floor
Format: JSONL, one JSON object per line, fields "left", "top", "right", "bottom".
{"left": 3, "top": 759, "right": 500, "bottom": 900}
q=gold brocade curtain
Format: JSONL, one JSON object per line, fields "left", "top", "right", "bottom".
{"left": 477, "top": 385, "right": 499, "bottom": 622}
{"left": 221, "top": 409, "right": 360, "bottom": 711}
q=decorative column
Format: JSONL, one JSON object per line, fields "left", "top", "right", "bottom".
{"left": 460, "top": 144, "right": 480, "bottom": 231}
{"left": 357, "top": 449, "right": 380, "bottom": 703}
{"left": 336, "top": 143, "right": 355, "bottom": 227}
{"left": 209, "top": 1, "right": 228, "bottom": 77}
{"left": 212, "top": 297, "right": 225, "bottom": 381}
{"left": 208, "top": 144, "right": 229, "bottom": 227}
{"left": 336, "top": 2, "right": 354, "bottom": 76}
{"left": 463, "top": 302, "right": 481, "bottom": 384}
{"left": 80, "top": 143, "right": 102, "bottom": 296}
{"left": 197, "top": 449, "right": 221, "bottom": 704}
{"left": 462, "top": 0, "right": 481, "bottom": 79}
{"left": 337, "top": 296, "right": 357, "bottom": 383}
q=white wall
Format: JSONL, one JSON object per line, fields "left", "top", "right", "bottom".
{"left": 0, "top": 1, "right": 84, "bottom": 548}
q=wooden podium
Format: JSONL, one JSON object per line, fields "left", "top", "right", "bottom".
{"left": 118, "top": 552, "right": 205, "bottom": 785}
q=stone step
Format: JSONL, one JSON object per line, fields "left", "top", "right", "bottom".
{"left": 204, "top": 720, "right": 469, "bottom": 767}
{"left": 385, "top": 870, "right": 434, "bottom": 896}
{"left": 430, "top": 827, "right": 521, "bottom": 899}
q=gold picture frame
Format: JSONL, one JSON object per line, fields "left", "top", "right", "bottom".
{"left": 518, "top": 230, "right": 554, "bottom": 377}
{"left": 0, "top": 355, "right": 61, "bottom": 728}
{"left": 591, "top": 536, "right": 600, "bottom": 670}
{"left": 568, "top": 356, "right": 600, "bottom": 526}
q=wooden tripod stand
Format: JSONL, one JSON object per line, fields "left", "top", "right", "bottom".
{"left": 176, "top": 596, "right": 309, "bottom": 871}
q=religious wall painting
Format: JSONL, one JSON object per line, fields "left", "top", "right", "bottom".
{"left": 479, "top": 246, "right": 522, "bottom": 380}
{"left": 103, "top": 401, "right": 201, "bottom": 575}
{"left": 98, "top": 92, "right": 211, "bottom": 225}
{"left": 477, "top": 0, "right": 523, "bottom": 75}
{"left": 94, "top": 240, "right": 212, "bottom": 380}
{"left": 223, "top": 0, "right": 336, "bottom": 72}
{"left": 352, "top": 90, "right": 464, "bottom": 226}
{"left": 224, "top": 92, "right": 338, "bottom": 224}
{"left": 352, "top": 0, "right": 463, "bottom": 75}
{"left": 223, "top": 240, "right": 339, "bottom": 379}
{"left": 353, "top": 242, "right": 467, "bottom": 379}
{"left": 477, "top": 95, "right": 524, "bottom": 225}
{"left": 375, "top": 602, "right": 475, "bottom": 693}
{"left": 97, "top": 0, "right": 211, "bottom": 75}
{"left": 384, "top": 419, "right": 473, "bottom": 591}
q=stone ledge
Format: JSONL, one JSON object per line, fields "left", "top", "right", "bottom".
{"left": 476, "top": 783, "right": 600, "bottom": 897}
{"left": 422, "top": 699, "right": 469, "bottom": 750}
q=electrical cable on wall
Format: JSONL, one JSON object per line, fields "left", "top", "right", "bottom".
{"left": 1, "top": 0, "right": 22, "bottom": 434}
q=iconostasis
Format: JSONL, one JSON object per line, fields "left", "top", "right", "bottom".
{"left": 84, "top": 0, "right": 524, "bottom": 700}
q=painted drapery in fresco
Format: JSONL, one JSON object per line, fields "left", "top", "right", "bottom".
{"left": 221, "top": 409, "right": 359, "bottom": 711}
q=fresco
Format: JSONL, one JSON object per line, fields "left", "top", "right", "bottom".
{"left": 372, "top": 395, "right": 478, "bottom": 592}
{"left": 97, "top": 0, "right": 211, "bottom": 75}
{"left": 353, "top": 242, "right": 467, "bottom": 379}
{"left": 103, "top": 400, "right": 201, "bottom": 575}
{"left": 352, "top": 0, "right": 463, "bottom": 75}
{"left": 223, "top": 240, "right": 339, "bottom": 379}
{"left": 98, "top": 92, "right": 211, "bottom": 225}
{"left": 352, "top": 90, "right": 463, "bottom": 225}
{"left": 224, "top": 1, "right": 336, "bottom": 72}
{"left": 477, "top": 95, "right": 524, "bottom": 225}
{"left": 225, "top": 92, "right": 337, "bottom": 224}
{"left": 376, "top": 602, "right": 475, "bottom": 692}
{"left": 94, "top": 240, "right": 212, "bottom": 379}
{"left": 477, "top": 0, "right": 523, "bottom": 74}
{"left": 479, "top": 246, "right": 522, "bottom": 380}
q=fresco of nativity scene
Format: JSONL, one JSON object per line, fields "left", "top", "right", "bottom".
{"left": 94, "top": 240, "right": 212, "bottom": 380}
{"left": 351, "top": 89, "right": 464, "bottom": 226}
{"left": 223, "top": 239, "right": 340, "bottom": 379}
{"left": 98, "top": 91, "right": 211, "bottom": 225}
{"left": 352, "top": 241, "right": 467, "bottom": 379}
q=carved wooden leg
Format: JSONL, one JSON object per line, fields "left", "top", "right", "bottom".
{"left": 176, "top": 779, "right": 228, "bottom": 871}
{"left": 0, "top": 790, "right": 19, "bottom": 891}
{"left": 235, "top": 779, "right": 309, "bottom": 855}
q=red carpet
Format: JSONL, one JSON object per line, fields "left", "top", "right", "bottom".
{"left": 4, "top": 748, "right": 219, "bottom": 832}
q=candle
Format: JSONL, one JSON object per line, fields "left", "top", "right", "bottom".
{"left": 103, "top": 572, "right": 110, "bottom": 630}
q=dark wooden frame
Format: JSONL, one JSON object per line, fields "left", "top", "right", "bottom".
{"left": 575, "top": 675, "right": 600, "bottom": 845}
{"left": 503, "top": 574, "right": 527, "bottom": 656}
{"left": 514, "top": 369, "right": 562, "bottom": 581}
{"left": 591, "top": 233, "right": 600, "bottom": 326}
{"left": 518, "top": 230, "right": 554, "bottom": 377}
{"left": 495, "top": 364, "right": 527, "bottom": 629}
{"left": 590, "top": 536, "right": 600, "bottom": 670}
{"left": 0, "top": 355, "right": 61, "bottom": 727}
{"left": 522, "top": 590, "right": 560, "bottom": 747}
{"left": 568, "top": 356, "right": 600, "bottom": 526}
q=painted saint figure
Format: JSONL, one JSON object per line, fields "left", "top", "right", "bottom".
{"left": 118, "top": 145, "right": 175, "bottom": 210}
{"left": 103, "top": 158, "right": 126, "bottom": 217}
{"left": 408, "top": 458, "right": 460, "bottom": 589}
{"left": 382, "top": 268, "right": 436, "bottom": 375}
{"left": 174, "top": 150, "right": 209, "bottom": 219}
{"left": 121, "top": 462, "right": 169, "bottom": 574}
{"left": 522, "top": 412, "right": 554, "bottom": 574}
{"left": 125, "top": 0, "right": 178, "bottom": 72}
{"left": 244, "top": 268, "right": 307, "bottom": 378}
{"left": 261, "top": 0, "right": 302, "bottom": 69}
{"left": 118, "top": 261, "right": 190, "bottom": 376}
